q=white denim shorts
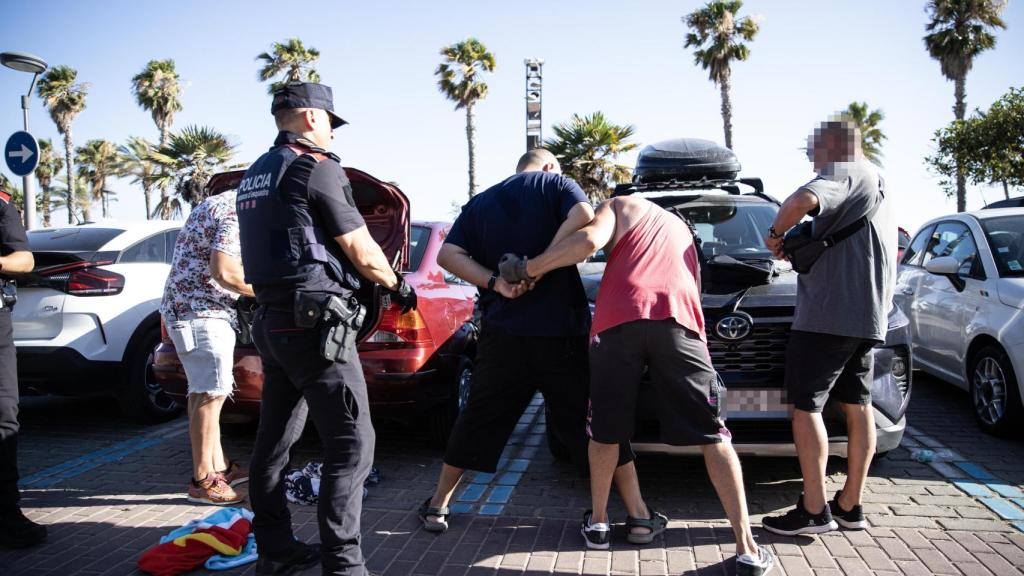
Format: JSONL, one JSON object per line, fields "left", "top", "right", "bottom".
{"left": 164, "top": 315, "right": 236, "bottom": 397}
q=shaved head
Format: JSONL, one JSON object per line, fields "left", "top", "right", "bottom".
{"left": 516, "top": 148, "right": 560, "bottom": 173}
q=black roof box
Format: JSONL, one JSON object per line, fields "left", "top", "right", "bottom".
{"left": 633, "top": 138, "right": 741, "bottom": 183}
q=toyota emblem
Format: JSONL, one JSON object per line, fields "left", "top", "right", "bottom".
{"left": 714, "top": 313, "right": 753, "bottom": 341}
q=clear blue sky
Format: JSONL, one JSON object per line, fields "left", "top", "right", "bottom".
{"left": 2, "top": 0, "right": 1022, "bottom": 233}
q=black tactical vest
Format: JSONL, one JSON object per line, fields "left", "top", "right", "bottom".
{"left": 237, "top": 136, "right": 362, "bottom": 303}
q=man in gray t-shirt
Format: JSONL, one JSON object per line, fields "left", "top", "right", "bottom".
{"left": 761, "top": 120, "right": 897, "bottom": 537}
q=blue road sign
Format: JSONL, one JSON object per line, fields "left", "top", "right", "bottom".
{"left": 5, "top": 131, "right": 39, "bottom": 177}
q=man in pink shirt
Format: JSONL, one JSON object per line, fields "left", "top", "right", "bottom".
{"left": 505, "top": 195, "right": 774, "bottom": 575}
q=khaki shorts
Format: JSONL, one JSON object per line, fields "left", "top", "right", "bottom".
{"left": 164, "top": 315, "right": 236, "bottom": 397}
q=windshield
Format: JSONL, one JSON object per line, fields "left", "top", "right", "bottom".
{"left": 406, "top": 225, "right": 431, "bottom": 272}
{"left": 981, "top": 215, "right": 1024, "bottom": 277}
{"left": 672, "top": 202, "right": 779, "bottom": 259}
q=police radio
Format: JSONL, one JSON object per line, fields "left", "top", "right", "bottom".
{"left": 1, "top": 280, "right": 17, "bottom": 309}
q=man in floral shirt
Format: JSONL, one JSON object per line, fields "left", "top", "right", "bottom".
{"left": 161, "top": 188, "right": 254, "bottom": 505}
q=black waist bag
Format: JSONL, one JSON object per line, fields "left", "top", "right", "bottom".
{"left": 784, "top": 183, "right": 884, "bottom": 274}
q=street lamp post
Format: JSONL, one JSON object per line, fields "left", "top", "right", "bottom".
{"left": 1, "top": 51, "right": 48, "bottom": 230}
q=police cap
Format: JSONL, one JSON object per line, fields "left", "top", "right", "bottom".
{"left": 271, "top": 82, "right": 348, "bottom": 129}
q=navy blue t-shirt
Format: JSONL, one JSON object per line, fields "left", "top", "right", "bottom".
{"left": 445, "top": 171, "right": 590, "bottom": 338}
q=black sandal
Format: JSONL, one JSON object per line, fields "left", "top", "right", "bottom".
{"left": 418, "top": 497, "right": 450, "bottom": 533}
{"left": 625, "top": 510, "right": 668, "bottom": 544}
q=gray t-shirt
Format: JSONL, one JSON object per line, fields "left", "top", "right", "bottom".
{"left": 791, "top": 160, "right": 898, "bottom": 341}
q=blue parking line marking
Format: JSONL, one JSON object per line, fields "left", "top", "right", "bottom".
{"left": 19, "top": 436, "right": 165, "bottom": 487}
{"left": 1013, "top": 521, "right": 1024, "bottom": 533}
{"left": 955, "top": 462, "right": 998, "bottom": 481}
{"left": 457, "top": 484, "right": 487, "bottom": 503}
{"left": 952, "top": 480, "right": 994, "bottom": 497}
{"left": 1013, "top": 498, "right": 1024, "bottom": 509}
{"left": 479, "top": 504, "right": 504, "bottom": 515}
{"left": 487, "top": 486, "right": 514, "bottom": 504}
{"left": 987, "top": 483, "right": 1024, "bottom": 498}
{"left": 497, "top": 472, "right": 522, "bottom": 486}
{"left": 472, "top": 472, "right": 495, "bottom": 484}
{"left": 507, "top": 459, "right": 529, "bottom": 473}
{"left": 518, "top": 447, "right": 538, "bottom": 459}
{"left": 449, "top": 502, "right": 473, "bottom": 514}
{"left": 979, "top": 498, "right": 1024, "bottom": 521}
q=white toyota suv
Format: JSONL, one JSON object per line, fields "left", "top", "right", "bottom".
{"left": 895, "top": 208, "right": 1024, "bottom": 436}
{"left": 13, "top": 220, "right": 183, "bottom": 422}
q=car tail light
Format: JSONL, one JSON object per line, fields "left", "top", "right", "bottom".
{"left": 363, "top": 306, "right": 433, "bottom": 350}
{"left": 36, "top": 260, "right": 125, "bottom": 296}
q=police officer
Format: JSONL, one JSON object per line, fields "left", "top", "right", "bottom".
{"left": 237, "top": 82, "right": 416, "bottom": 576}
{"left": 0, "top": 189, "right": 44, "bottom": 548}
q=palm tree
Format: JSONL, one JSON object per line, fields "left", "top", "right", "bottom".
{"left": 839, "top": 102, "right": 887, "bottom": 166}
{"left": 257, "top": 38, "right": 321, "bottom": 94}
{"left": 35, "top": 139, "right": 64, "bottom": 227}
{"left": 51, "top": 173, "right": 90, "bottom": 224}
{"left": 683, "top": 0, "right": 760, "bottom": 150}
{"left": 116, "top": 137, "right": 160, "bottom": 220}
{"left": 76, "top": 139, "right": 119, "bottom": 219}
{"left": 436, "top": 38, "right": 496, "bottom": 199}
{"left": 131, "top": 59, "right": 183, "bottom": 148}
{"left": 924, "top": 0, "right": 1007, "bottom": 211}
{"left": 37, "top": 65, "right": 88, "bottom": 224}
{"left": 544, "top": 112, "right": 638, "bottom": 202}
{"left": 149, "top": 125, "right": 236, "bottom": 217}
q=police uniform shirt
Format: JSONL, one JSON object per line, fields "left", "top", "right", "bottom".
{"left": 246, "top": 131, "right": 366, "bottom": 305}
{"left": 0, "top": 194, "right": 30, "bottom": 278}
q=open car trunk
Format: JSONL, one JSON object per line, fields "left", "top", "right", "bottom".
{"left": 206, "top": 168, "right": 411, "bottom": 343}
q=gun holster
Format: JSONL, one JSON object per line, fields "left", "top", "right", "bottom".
{"left": 1, "top": 280, "right": 17, "bottom": 309}
{"left": 293, "top": 292, "right": 366, "bottom": 364}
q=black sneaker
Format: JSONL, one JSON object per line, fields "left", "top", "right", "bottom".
{"left": 829, "top": 490, "right": 867, "bottom": 530}
{"left": 580, "top": 510, "right": 610, "bottom": 550}
{"left": 0, "top": 507, "right": 47, "bottom": 549}
{"left": 761, "top": 495, "right": 838, "bottom": 536}
{"left": 736, "top": 544, "right": 776, "bottom": 576}
{"left": 256, "top": 541, "right": 321, "bottom": 575}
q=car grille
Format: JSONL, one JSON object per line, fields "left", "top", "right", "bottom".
{"left": 707, "top": 322, "right": 789, "bottom": 374}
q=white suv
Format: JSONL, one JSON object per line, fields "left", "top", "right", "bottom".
{"left": 13, "top": 220, "right": 183, "bottom": 422}
{"left": 895, "top": 208, "right": 1024, "bottom": 436}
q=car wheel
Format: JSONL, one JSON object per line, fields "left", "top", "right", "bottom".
{"left": 427, "top": 357, "right": 473, "bottom": 448}
{"left": 544, "top": 408, "right": 572, "bottom": 462}
{"left": 118, "top": 328, "right": 183, "bottom": 423}
{"left": 969, "top": 345, "right": 1023, "bottom": 437}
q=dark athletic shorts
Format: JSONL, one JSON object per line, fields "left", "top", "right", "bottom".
{"left": 785, "top": 330, "right": 877, "bottom": 413}
{"left": 588, "top": 318, "right": 730, "bottom": 446}
{"left": 443, "top": 327, "right": 634, "bottom": 474}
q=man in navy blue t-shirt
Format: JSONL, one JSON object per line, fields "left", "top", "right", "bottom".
{"left": 418, "top": 149, "right": 633, "bottom": 533}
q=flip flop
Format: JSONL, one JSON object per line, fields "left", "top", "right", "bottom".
{"left": 418, "top": 497, "right": 450, "bottom": 533}
{"left": 625, "top": 511, "right": 668, "bottom": 544}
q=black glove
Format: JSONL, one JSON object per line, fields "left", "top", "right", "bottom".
{"left": 498, "top": 253, "right": 532, "bottom": 283}
{"left": 388, "top": 276, "right": 418, "bottom": 313}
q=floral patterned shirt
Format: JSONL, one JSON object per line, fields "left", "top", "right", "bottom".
{"left": 160, "top": 190, "right": 241, "bottom": 328}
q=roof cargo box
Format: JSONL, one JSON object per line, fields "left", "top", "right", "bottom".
{"left": 632, "top": 138, "right": 741, "bottom": 183}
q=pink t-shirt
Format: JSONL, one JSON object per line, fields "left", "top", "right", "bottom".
{"left": 591, "top": 205, "right": 705, "bottom": 339}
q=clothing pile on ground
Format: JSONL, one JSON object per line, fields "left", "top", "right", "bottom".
{"left": 137, "top": 507, "right": 257, "bottom": 576}
{"left": 283, "top": 462, "right": 380, "bottom": 505}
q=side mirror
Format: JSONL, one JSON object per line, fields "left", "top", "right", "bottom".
{"left": 925, "top": 256, "right": 965, "bottom": 291}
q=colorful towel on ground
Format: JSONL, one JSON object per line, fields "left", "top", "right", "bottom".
{"left": 137, "top": 507, "right": 257, "bottom": 575}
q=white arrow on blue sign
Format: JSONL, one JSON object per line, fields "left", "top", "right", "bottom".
{"left": 5, "top": 131, "right": 39, "bottom": 177}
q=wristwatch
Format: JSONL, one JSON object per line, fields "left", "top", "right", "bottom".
{"left": 487, "top": 273, "right": 497, "bottom": 291}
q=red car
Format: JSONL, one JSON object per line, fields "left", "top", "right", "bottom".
{"left": 152, "top": 170, "right": 478, "bottom": 445}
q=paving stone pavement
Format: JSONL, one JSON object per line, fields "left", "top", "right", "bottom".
{"left": 2, "top": 372, "right": 1023, "bottom": 576}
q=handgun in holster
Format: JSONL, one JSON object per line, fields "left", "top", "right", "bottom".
{"left": 293, "top": 292, "right": 366, "bottom": 364}
{"left": 1, "top": 280, "right": 17, "bottom": 309}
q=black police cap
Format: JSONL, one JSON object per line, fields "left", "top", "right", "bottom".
{"left": 271, "top": 82, "right": 348, "bottom": 129}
